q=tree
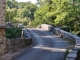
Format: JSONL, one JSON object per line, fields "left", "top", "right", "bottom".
{"left": 35, "top": 0, "right": 58, "bottom": 26}
{"left": 6, "top": 8, "right": 17, "bottom": 22}
{"left": 17, "top": 2, "right": 38, "bottom": 20}
{"left": 6, "top": 0, "right": 12, "bottom": 9}
{"left": 6, "top": 0, "right": 38, "bottom": 26}
{"left": 6, "top": 0, "right": 18, "bottom": 9}
{"left": 34, "top": 0, "right": 80, "bottom": 32}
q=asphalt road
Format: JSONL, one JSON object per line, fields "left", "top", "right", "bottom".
{"left": 12, "top": 28, "right": 69, "bottom": 60}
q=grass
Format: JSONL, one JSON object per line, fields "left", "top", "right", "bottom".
{"left": 62, "top": 38, "right": 75, "bottom": 60}
{"left": 64, "top": 49, "right": 69, "bottom": 60}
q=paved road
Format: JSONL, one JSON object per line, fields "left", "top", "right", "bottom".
{"left": 12, "top": 28, "right": 69, "bottom": 60}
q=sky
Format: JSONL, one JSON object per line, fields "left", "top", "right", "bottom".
{"left": 16, "top": 0, "right": 37, "bottom": 4}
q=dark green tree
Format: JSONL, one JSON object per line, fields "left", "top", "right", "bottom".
{"left": 17, "top": 2, "right": 38, "bottom": 20}
{"left": 34, "top": 0, "right": 80, "bottom": 31}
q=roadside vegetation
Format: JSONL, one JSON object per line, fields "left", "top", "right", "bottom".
{"left": 6, "top": 0, "right": 80, "bottom": 35}
{"left": 5, "top": 27, "right": 22, "bottom": 39}
{"left": 63, "top": 38, "right": 75, "bottom": 60}
{"left": 6, "top": 0, "right": 38, "bottom": 26}
{"left": 6, "top": 0, "right": 80, "bottom": 59}
{"left": 64, "top": 49, "right": 69, "bottom": 60}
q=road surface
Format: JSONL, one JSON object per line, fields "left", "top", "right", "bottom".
{"left": 12, "top": 28, "right": 70, "bottom": 60}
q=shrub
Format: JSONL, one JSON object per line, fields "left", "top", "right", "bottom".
{"left": 72, "top": 31, "right": 80, "bottom": 37}
{"left": 64, "top": 49, "right": 69, "bottom": 60}
{"left": 6, "top": 27, "right": 22, "bottom": 39}
{"left": 75, "top": 31, "right": 80, "bottom": 37}
{"left": 60, "top": 26, "right": 71, "bottom": 32}
{"left": 75, "top": 50, "right": 80, "bottom": 60}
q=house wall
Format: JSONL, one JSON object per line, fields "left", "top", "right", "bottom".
{"left": 0, "top": 0, "right": 7, "bottom": 55}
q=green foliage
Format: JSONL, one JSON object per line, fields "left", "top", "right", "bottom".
{"left": 13, "top": 17, "right": 27, "bottom": 23}
{"left": 34, "top": 0, "right": 55, "bottom": 26}
{"left": 72, "top": 31, "right": 80, "bottom": 37}
{"left": 30, "top": 20, "right": 42, "bottom": 27}
{"left": 6, "top": 0, "right": 80, "bottom": 32}
{"left": 76, "top": 31, "right": 80, "bottom": 36}
{"left": 33, "top": 0, "right": 80, "bottom": 33}
{"left": 64, "top": 49, "right": 69, "bottom": 60}
{"left": 60, "top": 26, "right": 71, "bottom": 32}
{"left": 23, "top": 21, "right": 28, "bottom": 26}
{"left": 5, "top": 28, "right": 22, "bottom": 39}
{"left": 17, "top": 2, "right": 37, "bottom": 19}
{"left": 35, "top": 0, "right": 70, "bottom": 26}
{"left": 6, "top": 8, "right": 17, "bottom": 22}
{"left": 6, "top": 0, "right": 38, "bottom": 26}
{"left": 6, "top": 0, "right": 18, "bottom": 9}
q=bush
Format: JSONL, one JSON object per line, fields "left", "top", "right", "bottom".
{"left": 72, "top": 31, "right": 80, "bottom": 36}
{"left": 75, "top": 50, "right": 80, "bottom": 60}
{"left": 64, "top": 49, "right": 69, "bottom": 60}
{"left": 6, "top": 27, "right": 22, "bottom": 39}
{"left": 75, "top": 31, "right": 80, "bottom": 37}
{"left": 60, "top": 26, "right": 71, "bottom": 32}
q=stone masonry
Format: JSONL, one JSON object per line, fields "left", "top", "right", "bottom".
{"left": 0, "top": 0, "right": 7, "bottom": 55}
{"left": 38, "top": 24, "right": 80, "bottom": 60}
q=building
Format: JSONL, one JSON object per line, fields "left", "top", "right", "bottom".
{"left": 0, "top": 0, "right": 7, "bottom": 55}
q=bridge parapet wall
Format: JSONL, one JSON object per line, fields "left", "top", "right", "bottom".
{"left": 37, "top": 24, "right": 53, "bottom": 31}
{"left": 39, "top": 24, "right": 80, "bottom": 60}
{"left": 54, "top": 28, "right": 80, "bottom": 60}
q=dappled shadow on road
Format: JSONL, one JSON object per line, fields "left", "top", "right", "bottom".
{"left": 33, "top": 33, "right": 70, "bottom": 48}
{"left": 12, "top": 28, "right": 74, "bottom": 60}
{"left": 32, "top": 28, "right": 74, "bottom": 48}
{"left": 12, "top": 45, "right": 66, "bottom": 60}
{"left": 33, "top": 45, "right": 66, "bottom": 53}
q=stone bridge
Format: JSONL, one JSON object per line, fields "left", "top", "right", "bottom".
{"left": 38, "top": 24, "right": 80, "bottom": 60}
{"left": 12, "top": 24, "right": 79, "bottom": 60}
{"left": 0, "top": 0, "right": 80, "bottom": 59}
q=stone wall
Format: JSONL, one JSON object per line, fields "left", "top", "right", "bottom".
{"left": 0, "top": 0, "right": 7, "bottom": 55}
{"left": 54, "top": 28, "right": 79, "bottom": 60}
{"left": 0, "top": 29, "right": 7, "bottom": 55}
{"left": 39, "top": 24, "right": 80, "bottom": 60}
{"left": 37, "top": 24, "right": 53, "bottom": 31}
{"left": 0, "top": 0, "right": 6, "bottom": 26}
{"left": 7, "top": 38, "right": 32, "bottom": 52}
{"left": 6, "top": 29, "right": 32, "bottom": 53}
